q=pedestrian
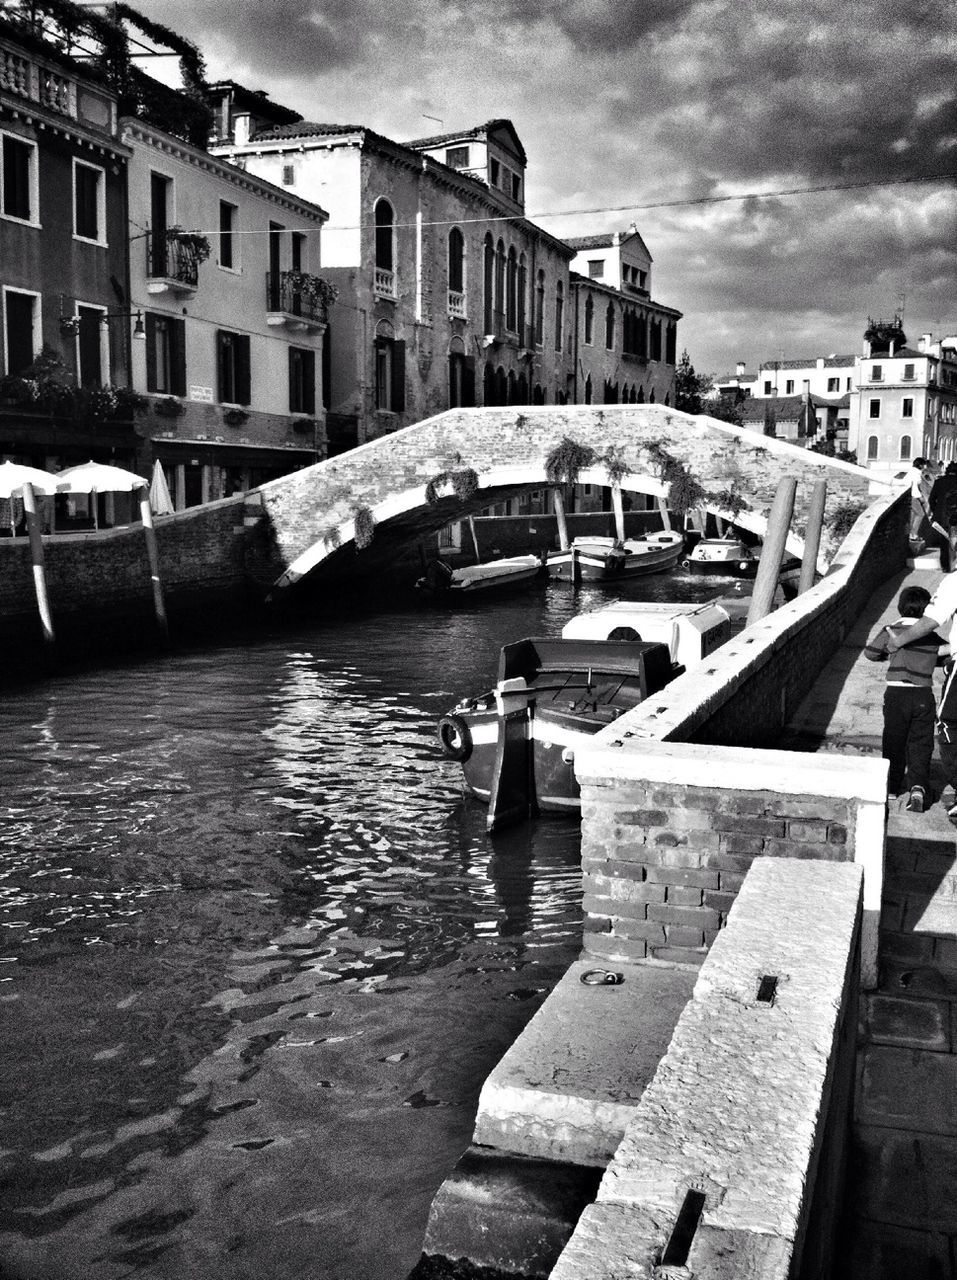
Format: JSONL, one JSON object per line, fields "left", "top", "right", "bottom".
{"left": 930, "top": 462, "right": 957, "bottom": 571}
{"left": 865, "top": 584, "right": 946, "bottom": 811}
{"left": 908, "top": 456, "right": 934, "bottom": 550}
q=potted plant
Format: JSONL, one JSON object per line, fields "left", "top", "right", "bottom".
{"left": 223, "top": 408, "right": 249, "bottom": 427}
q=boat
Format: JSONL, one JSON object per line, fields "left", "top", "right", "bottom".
{"left": 436, "top": 599, "right": 731, "bottom": 832}
{"left": 686, "top": 535, "right": 801, "bottom": 583}
{"left": 416, "top": 553, "right": 544, "bottom": 596}
{"left": 546, "top": 530, "right": 685, "bottom": 582}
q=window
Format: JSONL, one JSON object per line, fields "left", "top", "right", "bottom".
{"left": 73, "top": 159, "right": 105, "bottom": 243}
{"left": 827, "top": 377, "right": 839, "bottom": 392}
{"left": 75, "top": 304, "right": 107, "bottom": 387}
{"left": 846, "top": 378, "right": 852, "bottom": 391}
{"left": 650, "top": 318, "right": 661, "bottom": 361}
{"left": 506, "top": 247, "right": 517, "bottom": 332}
{"left": 902, "top": 397, "right": 914, "bottom": 418}
{"left": 219, "top": 201, "right": 237, "bottom": 269}
{"left": 584, "top": 294, "right": 594, "bottom": 345}
{"left": 588, "top": 259, "right": 603, "bottom": 279}
{"left": 900, "top": 435, "right": 912, "bottom": 461}
{"left": 448, "top": 227, "right": 465, "bottom": 293}
{"left": 3, "top": 288, "right": 39, "bottom": 374}
{"left": 535, "top": 271, "right": 544, "bottom": 345}
{"left": 867, "top": 435, "right": 878, "bottom": 460}
{"left": 785, "top": 379, "right": 795, "bottom": 395}
{"left": 445, "top": 146, "right": 469, "bottom": 169}
{"left": 764, "top": 380, "right": 772, "bottom": 394}
{"left": 374, "top": 336, "right": 405, "bottom": 412}
{"left": 605, "top": 302, "right": 615, "bottom": 350}
{"left": 490, "top": 157, "right": 500, "bottom": 187}
{"left": 216, "top": 330, "right": 251, "bottom": 404}
{"left": 638, "top": 270, "right": 647, "bottom": 289}
{"left": 281, "top": 164, "right": 295, "bottom": 186}
{"left": 1, "top": 133, "right": 36, "bottom": 223}
{"left": 483, "top": 234, "right": 494, "bottom": 332}
{"left": 145, "top": 313, "right": 186, "bottom": 395}
{"left": 584, "top": 375, "right": 592, "bottom": 404}
{"left": 554, "top": 281, "right": 563, "bottom": 351}
{"left": 517, "top": 253, "right": 527, "bottom": 343}
{"left": 904, "top": 363, "right": 916, "bottom": 380}
{"left": 868, "top": 398, "right": 881, "bottom": 418}
{"left": 871, "top": 364, "right": 883, "bottom": 382}
{"left": 448, "top": 351, "right": 475, "bottom": 407}
{"left": 511, "top": 173, "right": 521, "bottom": 202}
{"left": 288, "top": 346, "right": 316, "bottom": 414}
{"left": 374, "top": 199, "right": 394, "bottom": 271}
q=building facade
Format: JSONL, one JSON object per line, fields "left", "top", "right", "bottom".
{"left": 123, "top": 116, "right": 330, "bottom": 507}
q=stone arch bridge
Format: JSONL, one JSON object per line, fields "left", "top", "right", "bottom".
{"left": 245, "top": 405, "right": 886, "bottom": 598}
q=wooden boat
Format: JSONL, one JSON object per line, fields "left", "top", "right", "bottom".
{"left": 437, "top": 635, "right": 680, "bottom": 831}
{"left": 560, "top": 599, "right": 732, "bottom": 669}
{"left": 546, "top": 530, "right": 685, "bottom": 582}
{"left": 686, "top": 535, "right": 801, "bottom": 583}
{"left": 417, "top": 553, "right": 544, "bottom": 596}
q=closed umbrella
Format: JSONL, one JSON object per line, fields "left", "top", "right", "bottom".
{"left": 57, "top": 461, "right": 167, "bottom": 643}
{"left": 0, "top": 461, "right": 65, "bottom": 646}
{"left": 149, "top": 460, "right": 174, "bottom": 515}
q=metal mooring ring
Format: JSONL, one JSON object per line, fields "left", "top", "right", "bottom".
{"left": 580, "top": 968, "right": 624, "bottom": 986}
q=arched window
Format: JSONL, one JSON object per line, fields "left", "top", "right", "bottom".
{"left": 649, "top": 388, "right": 656, "bottom": 403}
{"left": 867, "top": 435, "right": 879, "bottom": 460}
{"left": 533, "top": 383, "right": 545, "bottom": 404}
{"left": 517, "top": 371, "right": 528, "bottom": 404}
{"left": 900, "top": 434, "right": 912, "bottom": 461}
{"left": 507, "top": 369, "right": 517, "bottom": 403}
{"left": 483, "top": 360, "right": 495, "bottom": 405}
{"left": 637, "top": 385, "right": 645, "bottom": 403}
{"left": 535, "top": 271, "right": 545, "bottom": 345}
{"left": 605, "top": 302, "right": 615, "bottom": 350}
{"left": 518, "top": 253, "right": 527, "bottom": 344}
{"left": 637, "top": 314, "right": 647, "bottom": 359}
{"left": 374, "top": 199, "right": 394, "bottom": 271}
{"left": 483, "top": 235, "right": 494, "bottom": 333}
{"left": 506, "top": 246, "right": 518, "bottom": 332}
{"left": 666, "top": 322, "right": 677, "bottom": 365}
{"left": 584, "top": 294, "right": 594, "bottom": 345}
{"left": 494, "top": 240, "right": 506, "bottom": 332}
{"left": 448, "top": 227, "right": 465, "bottom": 294}
{"left": 554, "top": 281, "right": 564, "bottom": 351}
{"left": 448, "top": 336, "right": 473, "bottom": 408}
{"left": 650, "top": 319, "right": 662, "bottom": 361}
{"left": 584, "top": 374, "right": 592, "bottom": 404}
{"left": 495, "top": 365, "right": 508, "bottom": 405}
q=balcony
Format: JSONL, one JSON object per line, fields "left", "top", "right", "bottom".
{"left": 146, "top": 232, "right": 204, "bottom": 295}
{"left": 266, "top": 271, "right": 330, "bottom": 331}
{"left": 1, "top": 40, "right": 75, "bottom": 117}
{"left": 374, "top": 267, "right": 396, "bottom": 300}
{"left": 448, "top": 289, "right": 466, "bottom": 319}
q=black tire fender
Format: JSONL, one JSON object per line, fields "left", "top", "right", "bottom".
{"left": 437, "top": 714, "right": 472, "bottom": 762}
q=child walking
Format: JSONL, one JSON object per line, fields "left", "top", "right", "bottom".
{"left": 865, "top": 585, "right": 945, "bottom": 812}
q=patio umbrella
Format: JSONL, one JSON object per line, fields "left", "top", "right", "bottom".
{"left": 56, "top": 461, "right": 167, "bottom": 643}
{"left": 0, "top": 461, "right": 65, "bottom": 646}
{"left": 149, "top": 459, "right": 174, "bottom": 515}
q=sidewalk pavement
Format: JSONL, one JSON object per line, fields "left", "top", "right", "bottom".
{"left": 782, "top": 559, "right": 957, "bottom": 1279}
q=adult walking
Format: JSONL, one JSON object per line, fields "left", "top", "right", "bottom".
{"left": 930, "top": 462, "right": 957, "bottom": 571}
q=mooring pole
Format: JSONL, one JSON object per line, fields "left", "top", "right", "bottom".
{"left": 611, "top": 484, "right": 626, "bottom": 541}
{"left": 747, "top": 477, "right": 797, "bottom": 627}
{"left": 138, "top": 485, "right": 169, "bottom": 645}
{"left": 552, "top": 487, "right": 570, "bottom": 551}
{"left": 468, "top": 515, "right": 481, "bottom": 563}
{"left": 656, "top": 495, "right": 672, "bottom": 532}
{"left": 21, "top": 482, "right": 55, "bottom": 647}
{"left": 799, "top": 479, "right": 827, "bottom": 595}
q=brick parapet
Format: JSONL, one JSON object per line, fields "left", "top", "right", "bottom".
{"left": 551, "top": 858, "right": 863, "bottom": 1280}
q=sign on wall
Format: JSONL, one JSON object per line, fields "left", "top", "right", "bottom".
{"left": 190, "top": 386, "right": 214, "bottom": 403}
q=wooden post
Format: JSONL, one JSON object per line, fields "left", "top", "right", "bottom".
{"left": 22, "top": 482, "right": 55, "bottom": 647}
{"left": 468, "top": 515, "right": 481, "bottom": 563}
{"left": 747, "top": 477, "right": 797, "bottom": 627}
{"left": 799, "top": 480, "right": 827, "bottom": 595}
{"left": 611, "top": 484, "right": 625, "bottom": 542}
{"left": 552, "top": 487, "right": 570, "bottom": 551}
{"left": 139, "top": 486, "right": 169, "bottom": 645}
{"left": 656, "top": 495, "right": 672, "bottom": 532}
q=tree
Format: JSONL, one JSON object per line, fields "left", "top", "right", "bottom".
{"left": 674, "top": 349, "right": 744, "bottom": 425}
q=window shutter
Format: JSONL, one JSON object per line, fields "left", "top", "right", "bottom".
{"left": 303, "top": 349, "right": 316, "bottom": 415}
{"left": 170, "top": 318, "right": 187, "bottom": 396}
{"left": 216, "top": 330, "right": 229, "bottom": 402}
{"left": 288, "top": 346, "right": 298, "bottom": 413}
{"left": 236, "top": 335, "right": 251, "bottom": 405}
{"left": 145, "top": 313, "right": 158, "bottom": 392}
{"left": 390, "top": 339, "right": 405, "bottom": 411}
{"left": 463, "top": 356, "right": 475, "bottom": 407}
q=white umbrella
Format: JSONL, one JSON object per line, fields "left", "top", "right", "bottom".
{"left": 0, "top": 461, "right": 65, "bottom": 538}
{"left": 149, "top": 459, "right": 174, "bottom": 515}
{"left": 0, "top": 461, "right": 65, "bottom": 646}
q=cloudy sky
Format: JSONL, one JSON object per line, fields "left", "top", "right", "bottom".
{"left": 148, "top": 0, "right": 955, "bottom": 379}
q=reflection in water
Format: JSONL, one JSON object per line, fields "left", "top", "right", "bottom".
{"left": 0, "top": 573, "right": 717, "bottom": 1279}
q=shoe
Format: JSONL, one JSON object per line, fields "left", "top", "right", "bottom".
{"left": 947, "top": 803, "right": 957, "bottom": 827}
{"left": 907, "top": 786, "right": 926, "bottom": 813}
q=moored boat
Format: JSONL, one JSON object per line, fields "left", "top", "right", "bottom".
{"left": 686, "top": 535, "right": 801, "bottom": 583}
{"left": 546, "top": 529, "right": 685, "bottom": 582}
{"left": 417, "top": 553, "right": 544, "bottom": 596}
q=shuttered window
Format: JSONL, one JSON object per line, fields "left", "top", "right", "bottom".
{"left": 145, "top": 313, "right": 186, "bottom": 396}
{"left": 288, "top": 346, "right": 316, "bottom": 414}
{"left": 216, "top": 330, "right": 251, "bottom": 405}
{"left": 74, "top": 162, "right": 102, "bottom": 241}
{"left": 2, "top": 135, "right": 34, "bottom": 221}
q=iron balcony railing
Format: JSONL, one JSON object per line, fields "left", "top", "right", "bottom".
{"left": 147, "top": 233, "right": 200, "bottom": 288}
{"left": 266, "top": 272, "right": 329, "bottom": 324}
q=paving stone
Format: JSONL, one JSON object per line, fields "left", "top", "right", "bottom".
{"left": 903, "top": 897, "right": 957, "bottom": 935}
{"left": 849, "top": 1127, "right": 957, "bottom": 1232}
{"left": 864, "top": 994, "right": 950, "bottom": 1051}
{"left": 858, "top": 1046, "right": 957, "bottom": 1132}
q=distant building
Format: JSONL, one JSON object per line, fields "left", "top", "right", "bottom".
{"left": 122, "top": 115, "right": 330, "bottom": 508}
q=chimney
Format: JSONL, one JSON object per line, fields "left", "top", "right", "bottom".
{"left": 919, "top": 333, "right": 931, "bottom": 353}
{"left": 816, "top": 357, "right": 825, "bottom": 369}
{"left": 803, "top": 380, "right": 811, "bottom": 402}
{"left": 735, "top": 361, "right": 745, "bottom": 376}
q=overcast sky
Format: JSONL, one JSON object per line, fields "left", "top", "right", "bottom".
{"left": 149, "top": 0, "right": 956, "bottom": 379}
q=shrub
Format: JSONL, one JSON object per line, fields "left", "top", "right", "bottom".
{"left": 353, "top": 505, "right": 375, "bottom": 549}
{"left": 545, "top": 436, "right": 596, "bottom": 485}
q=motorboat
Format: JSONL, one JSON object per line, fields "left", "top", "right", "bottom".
{"left": 416, "top": 553, "right": 544, "bottom": 596}
{"left": 686, "top": 535, "right": 800, "bottom": 583}
{"left": 436, "top": 600, "right": 730, "bottom": 832}
{"left": 546, "top": 529, "right": 685, "bottom": 582}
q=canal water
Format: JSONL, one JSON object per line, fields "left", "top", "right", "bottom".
{"left": 0, "top": 570, "right": 728, "bottom": 1280}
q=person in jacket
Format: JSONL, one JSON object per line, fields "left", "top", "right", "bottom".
{"left": 865, "top": 584, "right": 946, "bottom": 811}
